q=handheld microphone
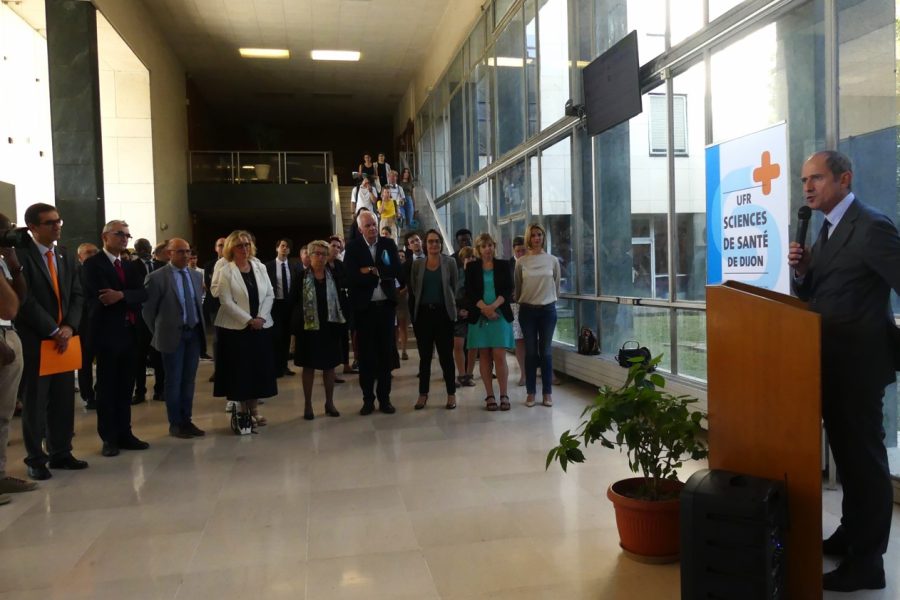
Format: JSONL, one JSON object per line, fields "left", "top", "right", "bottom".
{"left": 795, "top": 206, "right": 811, "bottom": 246}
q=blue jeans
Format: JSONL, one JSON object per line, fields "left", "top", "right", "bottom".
{"left": 518, "top": 303, "right": 557, "bottom": 395}
{"left": 161, "top": 327, "right": 202, "bottom": 427}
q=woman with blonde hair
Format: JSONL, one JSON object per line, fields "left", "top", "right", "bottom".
{"left": 291, "top": 240, "right": 347, "bottom": 420}
{"left": 514, "top": 223, "right": 560, "bottom": 407}
{"left": 211, "top": 230, "right": 277, "bottom": 431}
{"left": 377, "top": 188, "right": 399, "bottom": 240}
{"left": 465, "top": 233, "right": 514, "bottom": 410}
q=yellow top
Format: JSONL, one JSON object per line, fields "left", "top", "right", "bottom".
{"left": 378, "top": 198, "right": 397, "bottom": 218}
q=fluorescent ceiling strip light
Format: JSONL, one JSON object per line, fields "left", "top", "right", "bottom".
{"left": 239, "top": 48, "right": 290, "bottom": 59}
{"left": 311, "top": 50, "right": 361, "bottom": 61}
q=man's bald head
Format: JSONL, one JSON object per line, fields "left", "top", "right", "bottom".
{"left": 167, "top": 238, "right": 191, "bottom": 269}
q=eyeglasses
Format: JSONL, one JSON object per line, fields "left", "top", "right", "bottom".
{"left": 109, "top": 230, "right": 132, "bottom": 239}
{"left": 39, "top": 219, "right": 63, "bottom": 227}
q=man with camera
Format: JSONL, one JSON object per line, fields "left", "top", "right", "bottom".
{"left": 0, "top": 212, "right": 37, "bottom": 503}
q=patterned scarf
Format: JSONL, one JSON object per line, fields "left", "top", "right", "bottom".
{"left": 303, "top": 268, "right": 345, "bottom": 330}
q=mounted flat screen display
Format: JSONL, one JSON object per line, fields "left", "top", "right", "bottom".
{"left": 583, "top": 30, "right": 641, "bottom": 136}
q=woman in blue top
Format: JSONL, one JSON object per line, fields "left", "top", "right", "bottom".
{"left": 465, "top": 233, "right": 514, "bottom": 411}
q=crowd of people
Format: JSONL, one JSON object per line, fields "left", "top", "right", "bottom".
{"left": 0, "top": 161, "right": 562, "bottom": 507}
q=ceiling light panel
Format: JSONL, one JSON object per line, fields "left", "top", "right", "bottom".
{"left": 239, "top": 48, "right": 290, "bottom": 59}
{"left": 311, "top": 50, "right": 361, "bottom": 61}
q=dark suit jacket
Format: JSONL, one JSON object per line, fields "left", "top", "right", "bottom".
{"left": 14, "top": 236, "right": 83, "bottom": 353}
{"left": 202, "top": 258, "right": 220, "bottom": 314}
{"left": 265, "top": 258, "right": 302, "bottom": 300}
{"left": 464, "top": 258, "right": 514, "bottom": 323}
{"left": 792, "top": 198, "right": 900, "bottom": 387}
{"left": 82, "top": 252, "right": 148, "bottom": 352}
{"left": 343, "top": 235, "right": 402, "bottom": 310}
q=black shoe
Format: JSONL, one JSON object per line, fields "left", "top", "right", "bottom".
{"left": 335, "top": 377, "right": 346, "bottom": 384}
{"left": 359, "top": 404, "right": 375, "bottom": 416}
{"left": 823, "top": 527, "right": 850, "bottom": 557}
{"left": 27, "top": 465, "right": 52, "bottom": 481}
{"left": 48, "top": 455, "right": 89, "bottom": 470}
{"left": 152, "top": 393, "right": 164, "bottom": 402}
{"left": 208, "top": 374, "right": 215, "bottom": 382}
{"left": 118, "top": 436, "right": 150, "bottom": 450}
{"left": 379, "top": 402, "right": 396, "bottom": 414}
{"left": 284, "top": 368, "right": 296, "bottom": 376}
{"left": 101, "top": 442, "right": 119, "bottom": 457}
{"left": 823, "top": 559, "right": 886, "bottom": 592}
{"left": 304, "top": 410, "right": 315, "bottom": 421}
{"left": 169, "top": 424, "right": 193, "bottom": 439}
{"left": 84, "top": 401, "right": 97, "bottom": 410}
{"left": 325, "top": 406, "right": 340, "bottom": 417}
{"left": 184, "top": 422, "right": 205, "bottom": 437}
{"left": 131, "top": 394, "right": 146, "bottom": 405}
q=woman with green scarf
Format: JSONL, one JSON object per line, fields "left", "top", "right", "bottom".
{"left": 290, "top": 240, "right": 347, "bottom": 420}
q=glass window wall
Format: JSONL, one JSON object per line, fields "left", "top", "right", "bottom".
{"left": 495, "top": 7, "right": 527, "bottom": 156}
{"left": 537, "top": 0, "right": 569, "bottom": 129}
{"left": 540, "top": 136, "right": 575, "bottom": 294}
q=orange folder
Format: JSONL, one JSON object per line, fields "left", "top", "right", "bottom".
{"left": 39, "top": 335, "right": 82, "bottom": 376}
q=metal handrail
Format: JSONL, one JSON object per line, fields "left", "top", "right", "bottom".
{"left": 398, "top": 155, "right": 451, "bottom": 248}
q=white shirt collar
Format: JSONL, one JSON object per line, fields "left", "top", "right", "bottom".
{"left": 102, "top": 247, "right": 120, "bottom": 264}
{"left": 275, "top": 256, "right": 289, "bottom": 265}
{"left": 824, "top": 192, "right": 855, "bottom": 230}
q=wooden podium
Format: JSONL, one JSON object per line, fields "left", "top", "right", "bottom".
{"left": 706, "top": 281, "right": 822, "bottom": 599}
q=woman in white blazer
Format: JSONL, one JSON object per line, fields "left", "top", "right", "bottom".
{"left": 211, "top": 230, "right": 277, "bottom": 431}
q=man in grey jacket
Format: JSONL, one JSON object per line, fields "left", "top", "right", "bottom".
{"left": 143, "top": 238, "right": 206, "bottom": 439}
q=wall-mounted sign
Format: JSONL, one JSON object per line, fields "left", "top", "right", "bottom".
{"left": 706, "top": 122, "right": 790, "bottom": 293}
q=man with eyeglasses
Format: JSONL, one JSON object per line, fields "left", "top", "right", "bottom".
{"left": 143, "top": 239, "right": 206, "bottom": 439}
{"left": 82, "top": 220, "right": 150, "bottom": 457}
{"left": 15, "top": 203, "right": 87, "bottom": 480}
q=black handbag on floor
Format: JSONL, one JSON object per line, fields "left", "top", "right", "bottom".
{"left": 616, "top": 340, "right": 654, "bottom": 370}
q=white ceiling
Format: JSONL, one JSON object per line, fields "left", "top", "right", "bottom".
{"left": 6, "top": 0, "right": 453, "bottom": 126}
{"left": 141, "top": 0, "right": 453, "bottom": 125}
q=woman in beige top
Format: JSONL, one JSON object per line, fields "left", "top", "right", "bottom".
{"left": 514, "top": 223, "right": 561, "bottom": 408}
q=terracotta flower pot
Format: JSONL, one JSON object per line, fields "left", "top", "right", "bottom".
{"left": 607, "top": 477, "right": 684, "bottom": 563}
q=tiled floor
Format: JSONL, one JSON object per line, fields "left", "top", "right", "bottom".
{"left": 1, "top": 351, "right": 898, "bottom": 599}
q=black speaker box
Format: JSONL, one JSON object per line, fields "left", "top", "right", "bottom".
{"left": 680, "top": 469, "right": 789, "bottom": 600}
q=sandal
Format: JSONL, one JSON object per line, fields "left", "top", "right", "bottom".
{"left": 251, "top": 411, "right": 268, "bottom": 426}
{"left": 485, "top": 395, "right": 498, "bottom": 411}
{"left": 415, "top": 394, "right": 428, "bottom": 410}
{"left": 499, "top": 395, "right": 510, "bottom": 411}
{"left": 542, "top": 395, "right": 553, "bottom": 407}
{"left": 445, "top": 395, "right": 457, "bottom": 410}
{"left": 525, "top": 394, "right": 535, "bottom": 407}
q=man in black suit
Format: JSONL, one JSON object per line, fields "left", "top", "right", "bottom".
{"left": 203, "top": 237, "right": 225, "bottom": 381}
{"left": 82, "top": 221, "right": 150, "bottom": 457}
{"left": 344, "top": 211, "right": 402, "bottom": 414}
{"left": 76, "top": 242, "right": 99, "bottom": 410}
{"left": 131, "top": 238, "right": 158, "bottom": 404}
{"left": 788, "top": 150, "right": 900, "bottom": 592}
{"left": 15, "top": 203, "right": 87, "bottom": 480}
{"left": 266, "top": 238, "right": 299, "bottom": 377}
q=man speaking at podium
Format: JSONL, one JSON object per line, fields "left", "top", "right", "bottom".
{"left": 788, "top": 150, "right": 900, "bottom": 592}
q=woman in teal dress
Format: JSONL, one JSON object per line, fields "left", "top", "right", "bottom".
{"left": 465, "top": 233, "right": 515, "bottom": 411}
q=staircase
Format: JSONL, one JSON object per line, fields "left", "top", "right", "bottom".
{"left": 338, "top": 186, "right": 356, "bottom": 239}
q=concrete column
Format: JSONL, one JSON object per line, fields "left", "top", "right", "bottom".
{"left": 45, "top": 0, "right": 104, "bottom": 246}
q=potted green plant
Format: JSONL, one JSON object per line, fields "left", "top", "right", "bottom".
{"left": 546, "top": 355, "right": 708, "bottom": 562}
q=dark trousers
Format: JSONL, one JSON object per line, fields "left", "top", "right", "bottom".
{"left": 822, "top": 372, "right": 893, "bottom": 562}
{"left": 355, "top": 300, "right": 396, "bottom": 406}
{"left": 95, "top": 329, "right": 138, "bottom": 444}
{"left": 78, "top": 332, "right": 95, "bottom": 401}
{"left": 519, "top": 303, "right": 557, "bottom": 395}
{"left": 134, "top": 319, "right": 164, "bottom": 397}
{"left": 271, "top": 298, "right": 292, "bottom": 372}
{"left": 161, "top": 326, "right": 202, "bottom": 427}
{"left": 20, "top": 344, "right": 75, "bottom": 466}
{"left": 413, "top": 305, "right": 456, "bottom": 395}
